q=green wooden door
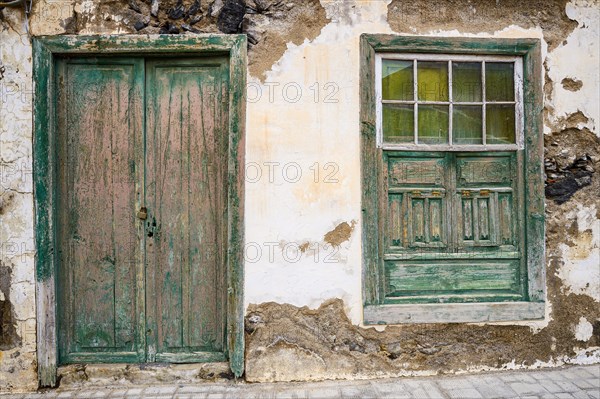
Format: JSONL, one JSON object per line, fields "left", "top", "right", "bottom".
{"left": 383, "top": 151, "right": 525, "bottom": 304}
{"left": 56, "top": 56, "right": 229, "bottom": 364}
{"left": 145, "top": 58, "right": 229, "bottom": 362}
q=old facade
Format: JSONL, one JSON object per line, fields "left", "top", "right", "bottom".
{"left": 0, "top": 0, "right": 598, "bottom": 392}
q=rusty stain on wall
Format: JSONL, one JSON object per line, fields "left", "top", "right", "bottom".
{"left": 298, "top": 242, "right": 310, "bottom": 253}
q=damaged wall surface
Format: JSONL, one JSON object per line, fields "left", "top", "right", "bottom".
{"left": 1, "top": 0, "right": 38, "bottom": 390}
{"left": 0, "top": 0, "right": 599, "bottom": 391}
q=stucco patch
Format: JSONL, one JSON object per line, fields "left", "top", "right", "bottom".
{"left": 1, "top": 7, "right": 40, "bottom": 393}
{"left": 555, "top": 210, "right": 600, "bottom": 302}
{"left": 545, "top": 1, "right": 599, "bottom": 136}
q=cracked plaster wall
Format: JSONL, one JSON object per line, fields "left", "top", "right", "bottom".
{"left": 0, "top": 3, "right": 37, "bottom": 392}
{"left": 0, "top": 0, "right": 598, "bottom": 390}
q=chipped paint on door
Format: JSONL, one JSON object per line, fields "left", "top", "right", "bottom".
{"left": 145, "top": 58, "right": 229, "bottom": 363}
{"left": 56, "top": 58, "right": 145, "bottom": 363}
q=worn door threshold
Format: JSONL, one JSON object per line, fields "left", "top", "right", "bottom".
{"left": 57, "top": 363, "right": 234, "bottom": 388}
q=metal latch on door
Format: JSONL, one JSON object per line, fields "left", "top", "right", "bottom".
{"left": 137, "top": 207, "right": 148, "bottom": 220}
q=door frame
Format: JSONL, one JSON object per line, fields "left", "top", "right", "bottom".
{"left": 33, "top": 34, "right": 247, "bottom": 387}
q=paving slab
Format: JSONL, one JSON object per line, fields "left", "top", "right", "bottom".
{"left": 1, "top": 364, "right": 598, "bottom": 399}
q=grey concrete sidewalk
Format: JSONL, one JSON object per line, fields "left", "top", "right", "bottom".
{"left": 1, "top": 364, "right": 599, "bottom": 399}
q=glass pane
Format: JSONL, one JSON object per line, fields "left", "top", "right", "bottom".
{"left": 453, "top": 62, "right": 482, "bottom": 102}
{"left": 418, "top": 61, "right": 448, "bottom": 102}
{"left": 382, "top": 60, "right": 413, "bottom": 101}
{"left": 453, "top": 105, "right": 482, "bottom": 144}
{"left": 383, "top": 104, "right": 414, "bottom": 142}
{"left": 486, "top": 62, "right": 514, "bottom": 101}
{"left": 486, "top": 104, "right": 515, "bottom": 144}
{"left": 418, "top": 105, "right": 448, "bottom": 144}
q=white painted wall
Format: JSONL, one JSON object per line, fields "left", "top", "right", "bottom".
{"left": 244, "top": 0, "right": 393, "bottom": 323}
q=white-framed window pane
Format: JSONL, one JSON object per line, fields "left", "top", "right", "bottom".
{"left": 453, "top": 105, "right": 483, "bottom": 144}
{"left": 452, "top": 62, "right": 482, "bottom": 102}
{"left": 417, "top": 61, "right": 448, "bottom": 102}
{"left": 486, "top": 104, "right": 516, "bottom": 144}
{"left": 485, "top": 62, "right": 515, "bottom": 101}
{"left": 418, "top": 105, "right": 448, "bottom": 144}
{"left": 377, "top": 54, "right": 521, "bottom": 149}
{"left": 382, "top": 59, "right": 413, "bottom": 101}
{"left": 383, "top": 103, "right": 414, "bottom": 142}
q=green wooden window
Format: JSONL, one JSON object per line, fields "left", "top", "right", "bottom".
{"left": 360, "top": 35, "right": 545, "bottom": 324}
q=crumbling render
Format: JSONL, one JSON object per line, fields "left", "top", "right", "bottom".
{"left": 0, "top": 262, "right": 21, "bottom": 351}
{"left": 387, "top": 0, "right": 577, "bottom": 51}
{"left": 561, "top": 77, "right": 584, "bottom": 92}
{"left": 544, "top": 126, "right": 599, "bottom": 204}
{"left": 245, "top": 123, "right": 600, "bottom": 383}
{"left": 58, "top": 363, "right": 235, "bottom": 388}
{"left": 58, "top": 0, "right": 329, "bottom": 79}
{"left": 545, "top": 154, "right": 594, "bottom": 204}
{"left": 245, "top": 290, "right": 600, "bottom": 382}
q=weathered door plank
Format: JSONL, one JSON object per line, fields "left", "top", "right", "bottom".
{"left": 145, "top": 58, "right": 229, "bottom": 362}
{"left": 56, "top": 58, "right": 144, "bottom": 363}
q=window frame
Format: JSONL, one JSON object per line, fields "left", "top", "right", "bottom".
{"left": 360, "top": 35, "right": 545, "bottom": 324}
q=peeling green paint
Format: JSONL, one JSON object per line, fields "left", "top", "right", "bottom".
{"left": 360, "top": 35, "right": 545, "bottom": 324}
{"left": 33, "top": 34, "right": 247, "bottom": 387}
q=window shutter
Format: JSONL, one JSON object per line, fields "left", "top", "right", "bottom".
{"left": 383, "top": 151, "right": 525, "bottom": 304}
